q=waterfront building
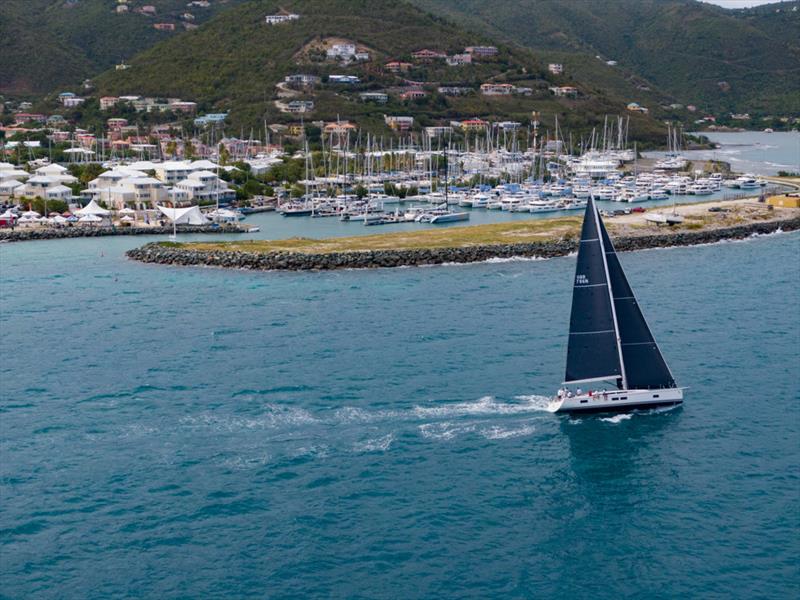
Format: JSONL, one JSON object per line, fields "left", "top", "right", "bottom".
{"left": 172, "top": 170, "right": 235, "bottom": 204}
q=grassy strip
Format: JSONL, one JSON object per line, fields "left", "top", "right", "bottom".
{"left": 175, "top": 217, "right": 583, "bottom": 255}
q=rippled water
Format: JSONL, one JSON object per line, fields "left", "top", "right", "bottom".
{"left": 1, "top": 232, "right": 798, "bottom": 598}
{"left": 645, "top": 131, "right": 800, "bottom": 176}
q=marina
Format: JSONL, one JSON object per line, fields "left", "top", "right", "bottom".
{"left": 1, "top": 0, "right": 798, "bottom": 595}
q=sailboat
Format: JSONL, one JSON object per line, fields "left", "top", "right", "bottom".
{"left": 552, "top": 198, "right": 684, "bottom": 413}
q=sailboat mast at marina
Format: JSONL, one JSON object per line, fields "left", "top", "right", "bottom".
{"left": 554, "top": 197, "right": 683, "bottom": 413}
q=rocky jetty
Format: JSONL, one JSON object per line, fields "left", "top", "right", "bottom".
{"left": 0, "top": 224, "right": 249, "bottom": 243}
{"left": 126, "top": 216, "right": 800, "bottom": 272}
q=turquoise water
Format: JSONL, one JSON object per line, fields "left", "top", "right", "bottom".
{"left": 1, "top": 231, "right": 799, "bottom": 598}
{"left": 645, "top": 131, "right": 800, "bottom": 176}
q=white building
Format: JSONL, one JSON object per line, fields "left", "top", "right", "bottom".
{"left": 548, "top": 63, "right": 564, "bottom": 75}
{"left": 171, "top": 170, "right": 235, "bottom": 204}
{"left": 265, "top": 13, "right": 299, "bottom": 25}
{"left": 94, "top": 176, "right": 169, "bottom": 210}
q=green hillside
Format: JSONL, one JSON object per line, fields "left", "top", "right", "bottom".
{"left": 410, "top": 0, "right": 800, "bottom": 116}
{"left": 0, "top": 0, "right": 245, "bottom": 96}
{"left": 89, "top": 0, "right": 665, "bottom": 143}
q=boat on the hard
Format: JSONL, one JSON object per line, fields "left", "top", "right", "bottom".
{"left": 551, "top": 198, "right": 684, "bottom": 414}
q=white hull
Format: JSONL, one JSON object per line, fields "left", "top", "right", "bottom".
{"left": 553, "top": 387, "right": 684, "bottom": 414}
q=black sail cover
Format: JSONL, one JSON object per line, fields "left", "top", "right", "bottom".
{"left": 564, "top": 199, "right": 622, "bottom": 383}
{"left": 598, "top": 212, "right": 676, "bottom": 389}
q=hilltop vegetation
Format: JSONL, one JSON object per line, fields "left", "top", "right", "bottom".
{"left": 410, "top": 0, "right": 800, "bottom": 116}
{"left": 89, "top": 0, "right": 665, "bottom": 143}
{"left": 0, "top": 0, "right": 244, "bottom": 96}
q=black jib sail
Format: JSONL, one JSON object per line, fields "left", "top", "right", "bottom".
{"left": 598, "top": 213, "right": 676, "bottom": 389}
{"left": 564, "top": 198, "right": 622, "bottom": 384}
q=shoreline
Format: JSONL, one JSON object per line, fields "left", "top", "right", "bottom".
{"left": 125, "top": 215, "right": 800, "bottom": 272}
{"left": 0, "top": 224, "right": 252, "bottom": 243}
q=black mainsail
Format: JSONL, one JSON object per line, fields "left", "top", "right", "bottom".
{"left": 565, "top": 198, "right": 675, "bottom": 390}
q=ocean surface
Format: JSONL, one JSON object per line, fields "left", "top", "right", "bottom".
{"left": 645, "top": 131, "right": 800, "bottom": 176}
{"left": 1, "top": 226, "right": 798, "bottom": 597}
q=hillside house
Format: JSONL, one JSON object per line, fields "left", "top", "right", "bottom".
{"left": 385, "top": 61, "right": 413, "bottom": 73}
{"left": 412, "top": 49, "right": 446, "bottom": 62}
{"left": 153, "top": 23, "right": 176, "bottom": 31}
{"left": 549, "top": 86, "right": 578, "bottom": 98}
{"left": 284, "top": 74, "right": 321, "bottom": 88}
{"left": 626, "top": 102, "right": 649, "bottom": 114}
{"left": 437, "top": 86, "right": 472, "bottom": 96}
{"left": 384, "top": 115, "right": 414, "bottom": 131}
{"left": 480, "top": 83, "right": 514, "bottom": 96}
{"left": 452, "top": 118, "right": 489, "bottom": 131}
{"left": 194, "top": 113, "right": 228, "bottom": 126}
{"left": 328, "top": 75, "right": 360, "bottom": 85}
{"left": 170, "top": 101, "right": 198, "bottom": 114}
{"left": 400, "top": 89, "right": 427, "bottom": 101}
{"left": 446, "top": 54, "right": 472, "bottom": 66}
{"left": 465, "top": 46, "right": 498, "bottom": 57}
{"left": 265, "top": 13, "right": 300, "bottom": 25}
{"left": 360, "top": 92, "right": 389, "bottom": 104}
{"left": 282, "top": 100, "right": 314, "bottom": 114}
{"left": 548, "top": 63, "right": 564, "bottom": 75}
{"left": 324, "top": 121, "right": 357, "bottom": 135}
{"left": 100, "top": 96, "right": 119, "bottom": 110}
{"left": 326, "top": 43, "right": 369, "bottom": 62}
{"left": 63, "top": 97, "right": 86, "bottom": 108}
{"left": 14, "top": 113, "right": 46, "bottom": 123}
{"left": 425, "top": 126, "right": 453, "bottom": 137}
{"left": 107, "top": 118, "right": 129, "bottom": 130}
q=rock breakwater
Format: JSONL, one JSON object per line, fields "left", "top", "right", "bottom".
{"left": 0, "top": 224, "right": 248, "bottom": 243}
{"left": 125, "top": 217, "right": 800, "bottom": 272}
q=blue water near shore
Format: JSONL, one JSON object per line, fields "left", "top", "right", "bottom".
{"left": 645, "top": 131, "right": 800, "bottom": 176}
{"left": 1, "top": 227, "right": 798, "bottom": 597}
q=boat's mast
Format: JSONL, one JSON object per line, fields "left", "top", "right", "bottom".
{"left": 593, "top": 202, "right": 628, "bottom": 389}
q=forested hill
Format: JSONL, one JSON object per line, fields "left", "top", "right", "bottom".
{"left": 87, "top": 0, "right": 665, "bottom": 142}
{"left": 410, "top": 0, "right": 800, "bottom": 116}
{"left": 0, "top": 0, "right": 246, "bottom": 95}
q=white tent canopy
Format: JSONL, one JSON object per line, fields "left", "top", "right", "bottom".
{"left": 156, "top": 205, "right": 209, "bottom": 225}
{"left": 75, "top": 199, "right": 111, "bottom": 216}
{"left": 78, "top": 213, "right": 103, "bottom": 223}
